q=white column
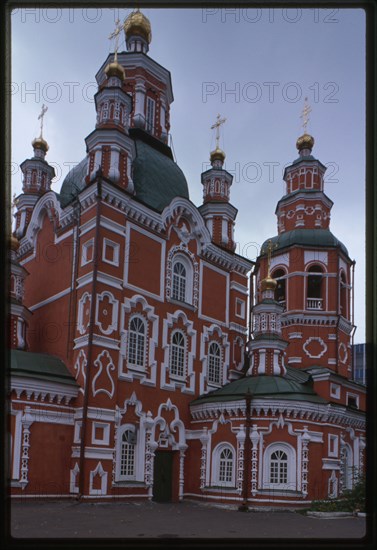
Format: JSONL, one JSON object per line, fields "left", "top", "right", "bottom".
{"left": 134, "top": 82, "right": 146, "bottom": 128}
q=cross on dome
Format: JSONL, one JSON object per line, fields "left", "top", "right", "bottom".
{"left": 211, "top": 113, "right": 226, "bottom": 149}
{"left": 300, "top": 97, "right": 312, "bottom": 134}
{"left": 109, "top": 18, "right": 123, "bottom": 62}
{"left": 38, "top": 104, "right": 48, "bottom": 138}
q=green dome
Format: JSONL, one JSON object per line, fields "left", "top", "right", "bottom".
{"left": 191, "top": 368, "right": 327, "bottom": 406}
{"left": 261, "top": 229, "right": 348, "bottom": 258}
{"left": 132, "top": 138, "right": 189, "bottom": 211}
{"left": 58, "top": 133, "right": 189, "bottom": 212}
{"left": 59, "top": 157, "right": 88, "bottom": 208}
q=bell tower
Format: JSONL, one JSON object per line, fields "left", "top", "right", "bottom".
{"left": 199, "top": 115, "right": 237, "bottom": 251}
{"left": 85, "top": 19, "right": 135, "bottom": 190}
{"left": 14, "top": 105, "right": 55, "bottom": 238}
{"left": 255, "top": 100, "right": 355, "bottom": 379}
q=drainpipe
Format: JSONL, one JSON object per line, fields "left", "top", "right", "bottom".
{"left": 78, "top": 174, "right": 102, "bottom": 499}
{"left": 239, "top": 389, "right": 252, "bottom": 511}
{"left": 67, "top": 198, "right": 81, "bottom": 361}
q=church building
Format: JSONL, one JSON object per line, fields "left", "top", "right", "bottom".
{"left": 9, "top": 10, "right": 366, "bottom": 507}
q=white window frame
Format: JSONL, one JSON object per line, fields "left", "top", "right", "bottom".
{"left": 127, "top": 315, "right": 147, "bottom": 371}
{"left": 330, "top": 383, "right": 341, "bottom": 399}
{"left": 102, "top": 238, "right": 120, "bottom": 267}
{"left": 235, "top": 298, "right": 245, "bottom": 319}
{"left": 169, "top": 329, "right": 187, "bottom": 380}
{"left": 116, "top": 424, "right": 138, "bottom": 482}
{"left": 207, "top": 341, "right": 222, "bottom": 386}
{"left": 171, "top": 253, "right": 193, "bottom": 305}
{"left": 328, "top": 434, "right": 339, "bottom": 457}
{"left": 211, "top": 443, "right": 236, "bottom": 488}
{"left": 81, "top": 238, "right": 94, "bottom": 266}
{"left": 346, "top": 392, "right": 359, "bottom": 409}
{"left": 92, "top": 422, "right": 110, "bottom": 446}
{"left": 263, "top": 443, "right": 296, "bottom": 491}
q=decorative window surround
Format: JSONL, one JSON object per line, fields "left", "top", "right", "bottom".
{"left": 119, "top": 295, "right": 158, "bottom": 387}
{"left": 81, "top": 239, "right": 94, "bottom": 266}
{"left": 102, "top": 238, "right": 120, "bottom": 266}
{"left": 161, "top": 310, "right": 196, "bottom": 394}
{"left": 263, "top": 442, "right": 296, "bottom": 491}
{"left": 95, "top": 291, "right": 118, "bottom": 335}
{"left": 211, "top": 443, "right": 236, "bottom": 488}
{"left": 77, "top": 292, "right": 91, "bottom": 335}
{"left": 70, "top": 463, "right": 80, "bottom": 493}
{"left": 330, "top": 383, "right": 341, "bottom": 399}
{"left": 346, "top": 393, "right": 359, "bottom": 409}
{"left": 89, "top": 462, "right": 108, "bottom": 495}
{"left": 199, "top": 324, "right": 230, "bottom": 395}
{"left": 328, "top": 434, "right": 339, "bottom": 457}
{"left": 166, "top": 245, "right": 199, "bottom": 308}
{"left": 235, "top": 298, "right": 245, "bottom": 319}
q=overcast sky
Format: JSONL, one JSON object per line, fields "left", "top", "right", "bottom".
{"left": 11, "top": 6, "right": 366, "bottom": 343}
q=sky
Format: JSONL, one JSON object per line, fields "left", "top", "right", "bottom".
{"left": 10, "top": 6, "right": 366, "bottom": 343}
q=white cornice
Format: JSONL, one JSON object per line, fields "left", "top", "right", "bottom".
{"left": 11, "top": 376, "right": 79, "bottom": 406}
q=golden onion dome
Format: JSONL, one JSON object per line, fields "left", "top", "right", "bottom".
{"left": 105, "top": 60, "right": 125, "bottom": 81}
{"left": 10, "top": 232, "right": 20, "bottom": 251}
{"left": 32, "top": 136, "right": 49, "bottom": 152}
{"left": 296, "top": 133, "right": 314, "bottom": 152}
{"left": 261, "top": 274, "right": 277, "bottom": 292}
{"left": 210, "top": 146, "right": 226, "bottom": 163}
{"left": 124, "top": 10, "right": 152, "bottom": 43}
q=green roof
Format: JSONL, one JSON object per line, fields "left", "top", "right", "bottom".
{"left": 132, "top": 138, "right": 189, "bottom": 211}
{"left": 10, "top": 350, "right": 78, "bottom": 386}
{"left": 58, "top": 131, "right": 189, "bottom": 212}
{"left": 191, "top": 367, "right": 327, "bottom": 406}
{"left": 59, "top": 157, "right": 88, "bottom": 208}
{"left": 261, "top": 229, "right": 348, "bottom": 257}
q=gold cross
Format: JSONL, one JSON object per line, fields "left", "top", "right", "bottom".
{"left": 264, "top": 239, "right": 278, "bottom": 277}
{"left": 211, "top": 113, "right": 226, "bottom": 149}
{"left": 300, "top": 97, "right": 312, "bottom": 134}
{"left": 38, "top": 104, "right": 48, "bottom": 138}
{"left": 109, "top": 18, "right": 123, "bottom": 62}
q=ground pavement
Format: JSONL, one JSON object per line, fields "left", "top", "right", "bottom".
{"left": 8, "top": 499, "right": 368, "bottom": 543}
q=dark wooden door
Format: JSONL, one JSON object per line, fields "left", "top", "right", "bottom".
{"left": 153, "top": 451, "right": 173, "bottom": 502}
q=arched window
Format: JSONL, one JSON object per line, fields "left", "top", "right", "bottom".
{"left": 128, "top": 316, "right": 146, "bottom": 368}
{"left": 212, "top": 444, "right": 235, "bottom": 487}
{"left": 263, "top": 443, "right": 296, "bottom": 490}
{"left": 172, "top": 261, "right": 186, "bottom": 302}
{"left": 340, "top": 271, "right": 347, "bottom": 318}
{"left": 270, "top": 450, "right": 288, "bottom": 485}
{"left": 272, "top": 269, "right": 286, "bottom": 306}
{"left": 119, "top": 428, "right": 137, "bottom": 480}
{"left": 219, "top": 448, "right": 233, "bottom": 484}
{"left": 170, "top": 253, "right": 194, "bottom": 305}
{"left": 169, "top": 330, "right": 186, "bottom": 378}
{"left": 307, "top": 265, "right": 323, "bottom": 310}
{"left": 207, "top": 342, "right": 222, "bottom": 385}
